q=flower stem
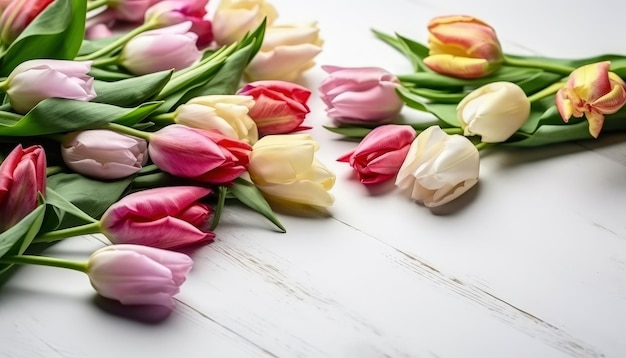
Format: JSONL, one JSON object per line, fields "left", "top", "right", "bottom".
{"left": 475, "top": 142, "right": 496, "bottom": 151}
{"left": 76, "top": 21, "right": 158, "bottom": 61}
{"left": 0, "top": 255, "right": 88, "bottom": 273}
{"left": 443, "top": 127, "right": 464, "bottom": 135}
{"left": 528, "top": 81, "right": 565, "bottom": 103}
{"left": 91, "top": 56, "right": 119, "bottom": 68}
{"left": 503, "top": 55, "right": 574, "bottom": 76}
{"left": 33, "top": 222, "right": 102, "bottom": 244}
{"left": 46, "top": 166, "right": 64, "bottom": 176}
{"left": 210, "top": 186, "right": 228, "bottom": 231}
{"left": 86, "top": 0, "right": 109, "bottom": 12}
{"left": 104, "top": 122, "right": 152, "bottom": 141}
{"left": 150, "top": 112, "right": 176, "bottom": 125}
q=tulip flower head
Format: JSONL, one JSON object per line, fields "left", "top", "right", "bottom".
{"left": 0, "top": 144, "right": 46, "bottom": 232}
{"left": 556, "top": 61, "right": 626, "bottom": 138}
{"left": 100, "top": 186, "right": 215, "bottom": 250}
{"left": 144, "top": 0, "right": 213, "bottom": 48}
{"left": 456, "top": 81, "right": 530, "bottom": 143}
{"left": 174, "top": 95, "right": 259, "bottom": 144}
{"left": 87, "top": 244, "right": 193, "bottom": 308}
{"left": 61, "top": 129, "right": 149, "bottom": 180}
{"left": 423, "top": 15, "right": 503, "bottom": 79}
{"left": 1, "top": 59, "right": 96, "bottom": 114}
{"left": 149, "top": 124, "right": 252, "bottom": 184}
{"left": 338, "top": 124, "right": 416, "bottom": 184}
{"left": 248, "top": 134, "right": 335, "bottom": 212}
{"left": 319, "top": 65, "right": 404, "bottom": 125}
{"left": 245, "top": 22, "right": 322, "bottom": 82}
{"left": 106, "top": 0, "right": 155, "bottom": 23}
{"left": 0, "top": 0, "right": 55, "bottom": 46}
{"left": 119, "top": 22, "right": 202, "bottom": 75}
{"left": 395, "top": 126, "right": 479, "bottom": 208}
{"left": 212, "top": 0, "right": 278, "bottom": 46}
{"left": 238, "top": 80, "right": 312, "bottom": 136}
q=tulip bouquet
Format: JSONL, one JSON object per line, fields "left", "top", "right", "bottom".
{"left": 322, "top": 14, "right": 626, "bottom": 208}
{"left": 0, "top": 0, "right": 334, "bottom": 310}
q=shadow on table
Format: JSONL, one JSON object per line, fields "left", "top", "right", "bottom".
{"left": 93, "top": 295, "right": 173, "bottom": 324}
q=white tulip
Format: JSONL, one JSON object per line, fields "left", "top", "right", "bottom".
{"left": 395, "top": 126, "right": 479, "bottom": 207}
{"left": 457, "top": 81, "right": 530, "bottom": 143}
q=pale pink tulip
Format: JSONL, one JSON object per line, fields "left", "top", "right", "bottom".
{"left": 87, "top": 244, "right": 193, "bottom": 308}
{"left": 319, "top": 65, "right": 403, "bottom": 125}
{"left": 0, "top": 0, "right": 55, "bottom": 45}
{"left": 149, "top": 124, "right": 251, "bottom": 184}
{"left": 0, "top": 144, "right": 46, "bottom": 232}
{"left": 144, "top": 0, "right": 213, "bottom": 48}
{"left": 2, "top": 59, "right": 96, "bottom": 114}
{"left": 120, "top": 22, "right": 201, "bottom": 75}
{"left": 61, "top": 129, "right": 149, "bottom": 180}
{"left": 338, "top": 125, "right": 416, "bottom": 184}
{"left": 238, "top": 80, "right": 311, "bottom": 135}
{"left": 100, "top": 186, "right": 215, "bottom": 250}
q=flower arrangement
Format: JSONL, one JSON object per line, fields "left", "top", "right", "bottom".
{"left": 322, "top": 14, "right": 626, "bottom": 208}
{"left": 0, "top": 0, "right": 333, "bottom": 311}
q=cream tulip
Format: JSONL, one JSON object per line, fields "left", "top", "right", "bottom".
{"left": 395, "top": 126, "right": 479, "bottom": 208}
{"left": 248, "top": 134, "right": 335, "bottom": 210}
{"left": 456, "top": 81, "right": 530, "bottom": 143}
{"left": 212, "top": 0, "right": 278, "bottom": 46}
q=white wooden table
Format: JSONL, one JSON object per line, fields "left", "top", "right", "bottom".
{"left": 2, "top": 1, "right": 625, "bottom": 357}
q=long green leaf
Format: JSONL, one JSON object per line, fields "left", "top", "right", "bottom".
{"left": 93, "top": 70, "right": 173, "bottom": 107}
{"left": 0, "top": 205, "right": 46, "bottom": 274}
{"left": 229, "top": 177, "right": 286, "bottom": 233}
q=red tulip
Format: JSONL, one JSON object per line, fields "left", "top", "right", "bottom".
{"left": 0, "top": 0, "right": 55, "bottom": 45}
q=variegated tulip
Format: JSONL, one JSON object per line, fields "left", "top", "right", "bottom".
{"left": 245, "top": 22, "right": 322, "bottom": 82}
{"left": 423, "top": 15, "right": 503, "bottom": 79}
{"left": 173, "top": 95, "right": 258, "bottom": 144}
{"left": 457, "top": 81, "right": 530, "bottom": 143}
{"left": 212, "top": 0, "right": 278, "bottom": 46}
{"left": 395, "top": 126, "right": 479, "bottom": 208}
{"left": 556, "top": 61, "right": 626, "bottom": 138}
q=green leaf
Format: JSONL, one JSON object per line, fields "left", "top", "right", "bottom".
{"left": 0, "top": 205, "right": 46, "bottom": 274}
{"left": 0, "top": 0, "right": 87, "bottom": 76}
{"left": 505, "top": 53, "right": 626, "bottom": 70}
{"left": 398, "top": 66, "right": 544, "bottom": 90}
{"left": 323, "top": 125, "right": 373, "bottom": 139}
{"left": 45, "top": 187, "right": 98, "bottom": 224}
{"left": 395, "top": 33, "right": 430, "bottom": 72}
{"left": 237, "top": 18, "right": 266, "bottom": 66}
{"left": 0, "top": 99, "right": 161, "bottom": 136}
{"left": 516, "top": 71, "right": 564, "bottom": 95}
{"left": 93, "top": 70, "right": 172, "bottom": 107}
{"left": 406, "top": 87, "right": 467, "bottom": 104}
{"left": 395, "top": 87, "right": 460, "bottom": 127}
{"left": 89, "top": 67, "right": 133, "bottom": 81}
{"left": 229, "top": 177, "right": 286, "bottom": 233}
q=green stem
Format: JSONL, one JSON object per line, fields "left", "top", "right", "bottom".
{"left": 442, "top": 127, "right": 464, "bottom": 135}
{"left": 104, "top": 122, "right": 152, "bottom": 141}
{"left": 528, "top": 81, "right": 565, "bottom": 103}
{"left": 503, "top": 55, "right": 574, "bottom": 76}
{"left": 76, "top": 21, "right": 158, "bottom": 61}
{"left": 87, "top": 0, "right": 109, "bottom": 12}
{"left": 150, "top": 112, "right": 176, "bottom": 125}
{"left": 475, "top": 142, "right": 496, "bottom": 151}
{"left": 33, "top": 222, "right": 102, "bottom": 244}
{"left": 210, "top": 186, "right": 227, "bottom": 231}
{"left": 91, "top": 56, "right": 119, "bottom": 67}
{"left": 46, "top": 166, "right": 64, "bottom": 176}
{"left": 0, "top": 255, "right": 88, "bottom": 273}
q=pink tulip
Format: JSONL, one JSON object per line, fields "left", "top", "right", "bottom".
{"left": 87, "top": 244, "right": 193, "bottom": 308}
{"left": 0, "top": 0, "right": 54, "bottom": 45}
{"left": 120, "top": 22, "right": 202, "bottom": 75}
{"left": 0, "top": 144, "right": 46, "bottom": 232}
{"left": 144, "top": 0, "right": 213, "bottom": 48}
{"left": 100, "top": 186, "right": 215, "bottom": 250}
{"left": 319, "top": 65, "right": 404, "bottom": 125}
{"left": 108, "top": 0, "right": 155, "bottom": 22}
{"left": 338, "top": 125, "right": 416, "bottom": 184}
{"left": 237, "top": 80, "right": 311, "bottom": 135}
{"left": 61, "top": 129, "right": 149, "bottom": 180}
{"left": 2, "top": 59, "right": 96, "bottom": 114}
{"left": 149, "top": 124, "right": 251, "bottom": 184}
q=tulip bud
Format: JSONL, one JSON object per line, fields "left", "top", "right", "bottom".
{"left": 174, "top": 95, "right": 258, "bottom": 144}
{"left": 0, "top": 0, "right": 54, "bottom": 45}
{"left": 338, "top": 125, "right": 416, "bottom": 184}
{"left": 245, "top": 22, "right": 322, "bottom": 82}
{"left": 149, "top": 124, "right": 251, "bottom": 184}
{"left": 0, "top": 144, "right": 46, "bottom": 232}
{"left": 212, "top": 0, "right": 278, "bottom": 46}
{"left": 319, "top": 65, "right": 404, "bottom": 125}
{"left": 456, "top": 81, "right": 530, "bottom": 143}
{"left": 1, "top": 59, "right": 96, "bottom": 114}
{"left": 556, "top": 61, "right": 626, "bottom": 138}
{"left": 248, "top": 134, "right": 335, "bottom": 211}
{"left": 423, "top": 15, "right": 503, "bottom": 79}
{"left": 238, "top": 80, "right": 311, "bottom": 135}
{"left": 87, "top": 244, "right": 193, "bottom": 308}
{"left": 107, "top": 0, "right": 154, "bottom": 23}
{"left": 395, "top": 126, "right": 479, "bottom": 208}
{"left": 100, "top": 186, "right": 215, "bottom": 250}
{"left": 144, "top": 0, "right": 213, "bottom": 48}
{"left": 61, "top": 129, "right": 149, "bottom": 180}
{"left": 119, "top": 22, "right": 202, "bottom": 75}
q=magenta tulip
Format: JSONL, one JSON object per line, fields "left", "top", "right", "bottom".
{"left": 149, "top": 124, "right": 251, "bottom": 184}
{"left": 237, "top": 80, "right": 311, "bottom": 136}
{"left": 0, "top": 144, "right": 46, "bottom": 232}
{"left": 87, "top": 244, "right": 193, "bottom": 308}
{"left": 144, "top": 0, "right": 213, "bottom": 48}
{"left": 338, "top": 125, "right": 416, "bottom": 184}
{"left": 100, "top": 186, "right": 215, "bottom": 250}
